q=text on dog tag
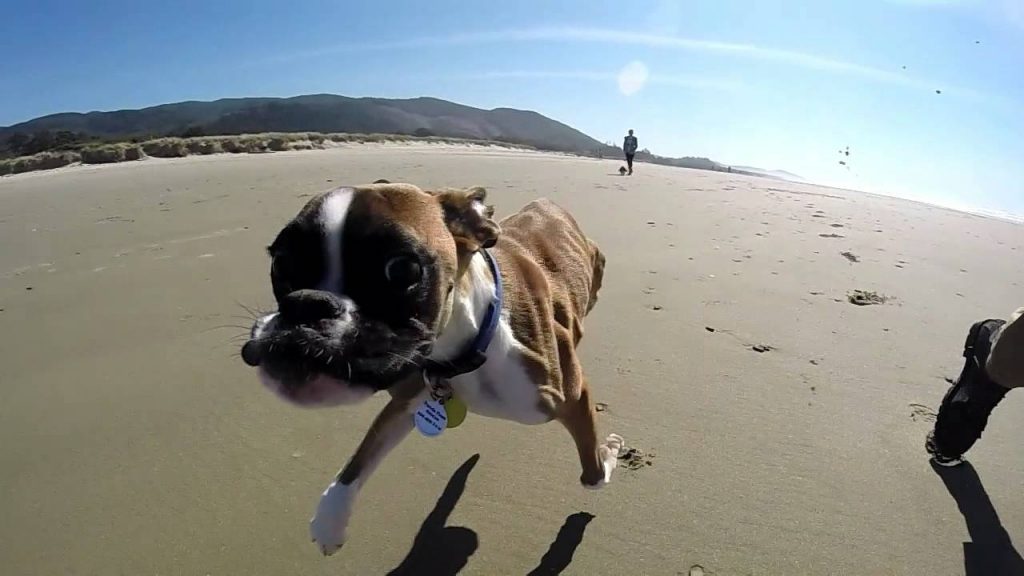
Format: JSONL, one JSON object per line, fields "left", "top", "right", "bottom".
{"left": 414, "top": 399, "right": 447, "bottom": 437}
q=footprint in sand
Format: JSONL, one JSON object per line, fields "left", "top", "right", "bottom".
{"left": 840, "top": 251, "right": 860, "bottom": 263}
{"left": 847, "top": 289, "right": 888, "bottom": 305}
{"left": 618, "top": 445, "right": 655, "bottom": 471}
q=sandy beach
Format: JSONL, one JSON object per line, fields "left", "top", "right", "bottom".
{"left": 1, "top": 145, "right": 1022, "bottom": 575}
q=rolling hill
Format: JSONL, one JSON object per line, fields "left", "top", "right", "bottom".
{"left": 0, "top": 94, "right": 613, "bottom": 155}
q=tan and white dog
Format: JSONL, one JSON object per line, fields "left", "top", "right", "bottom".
{"left": 241, "top": 181, "right": 621, "bottom": 555}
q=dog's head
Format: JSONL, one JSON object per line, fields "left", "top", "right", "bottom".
{"left": 241, "top": 181, "right": 499, "bottom": 407}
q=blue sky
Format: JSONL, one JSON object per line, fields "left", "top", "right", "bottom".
{"left": 2, "top": 0, "right": 1022, "bottom": 215}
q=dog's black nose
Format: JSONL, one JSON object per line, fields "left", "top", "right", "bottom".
{"left": 279, "top": 289, "right": 352, "bottom": 325}
{"left": 241, "top": 340, "right": 262, "bottom": 366}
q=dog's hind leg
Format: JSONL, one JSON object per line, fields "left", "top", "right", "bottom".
{"left": 309, "top": 392, "right": 420, "bottom": 555}
{"left": 558, "top": 381, "right": 622, "bottom": 489}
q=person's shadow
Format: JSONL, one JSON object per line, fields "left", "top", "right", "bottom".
{"left": 387, "top": 454, "right": 594, "bottom": 576}
{"left": 931, "top": 461, "right": 1024, "bottom": 575}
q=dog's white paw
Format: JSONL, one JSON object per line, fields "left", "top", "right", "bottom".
{"left": 601, "top": 433, "right": 624, "bottom": 477}
{"left": 309, "top": 481, "right": 356, "bottom": 556}
{"left": 583, "top": 433, "right": 623, "bottom": 490}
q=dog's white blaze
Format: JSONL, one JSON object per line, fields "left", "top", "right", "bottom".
{"left": 432, "top": 253, "right": 550, "bottom": 425}
{"left": 251, "top": 312, "right": 278, "bottom": 339}
{"left": 319, "top": 188, "right": 354, "bottom": 293}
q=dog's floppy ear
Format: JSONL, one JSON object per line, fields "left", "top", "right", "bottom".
{"left": 373, "top": 179, "right": 390, "bottom": 184}
{"left": 434, "top": 186, "right": 500, "bottom": 251}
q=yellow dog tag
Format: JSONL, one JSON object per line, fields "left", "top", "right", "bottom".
{"left": 445, "top": 396, "right": 467, "bottom": 428}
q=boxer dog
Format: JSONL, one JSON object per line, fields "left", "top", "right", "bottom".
{"left": 240, "top": 181, "right": 621, "bottom": 555}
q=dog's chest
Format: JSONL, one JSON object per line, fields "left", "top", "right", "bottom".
{"left": 448, "top": 317, "right": 550, "bottom": 425}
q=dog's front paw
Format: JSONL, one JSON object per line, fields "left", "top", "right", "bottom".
{"left": 598, "top": 433, "right": 624, "bottom": 483}
{"left": 309, "top": 481, "right": 356, "bottom": 556}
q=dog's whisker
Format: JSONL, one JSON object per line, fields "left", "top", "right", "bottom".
{"left": 386, "top": 350, "right": 422, "bottom": 369}
{"left": 234, "top": 300, "right": 259, "bottom": 318}
{"left": 235, "top": 300, "right": 275, "bottom": 321}
{"left": 228, "top": 314, "right": 261, "bottom": 323}
{"left": 201, "top": 324, "right": 254, "bottom": 334}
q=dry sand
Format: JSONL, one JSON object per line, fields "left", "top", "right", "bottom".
{"left": 1, "top": 146, "right": 1022, "bottom": 575}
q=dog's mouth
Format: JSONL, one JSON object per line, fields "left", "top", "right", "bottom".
{"left": 242, "top": 313, "right": 433, "bottom": 406}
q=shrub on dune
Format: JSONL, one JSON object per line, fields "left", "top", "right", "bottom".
{"left": 142, "top": 138, "right": 189, "bottom": 158}
{"left": 186, "top": 139, "right": 221, "bottom": 155}
{"left": 81, "top": 144, "right": 127, "bottom": 164}
{"left": 8, "top": 151, "right": 80, "bottom": 173}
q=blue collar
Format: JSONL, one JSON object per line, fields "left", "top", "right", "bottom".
{"left": 424, "top": 249, "right": 502, "bottom": 379}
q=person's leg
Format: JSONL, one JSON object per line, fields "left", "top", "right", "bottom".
{"left": 626, "top": 154, "right": 634, "bottom": 174}
{"left": 987, "top": 307, "right": 1024, "bottom": 389}
{"left": 927, "top": 310, "right": 1021, "bottom": 465}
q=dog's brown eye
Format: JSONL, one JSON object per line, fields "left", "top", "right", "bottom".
{"left": 384, "top": 256, "right": 422, "bottom": 289}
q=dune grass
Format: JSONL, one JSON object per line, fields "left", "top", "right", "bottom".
{"left": 80, "top": 143, "right": 145, "bottom": 164}
{"left": 0, "top": 132, "right": 532, "bottom": 177}
{"left": 0, "top": 151, "right": 80, "bottom": 174}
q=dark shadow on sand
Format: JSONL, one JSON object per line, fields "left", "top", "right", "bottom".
{"left": 931, "top": 461, "right": 1024, "bottom": 575}
{"left": 387, "top": 454, "right": 594, "bottom": 575}
{"left": 526, "top": 512, "right": 595, "bottom": 575}
{"left": 388, "top": 454, "right": 480, "bottom": 576}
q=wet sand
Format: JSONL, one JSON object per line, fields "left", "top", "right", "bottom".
{"left": 1, "top": 146, "right": 1022, "bottom": 575}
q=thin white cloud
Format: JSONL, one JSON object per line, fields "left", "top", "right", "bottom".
{"left": 465, "top": 69, "right": 743, "bottom": 92}
{"left": 474, "top": 71, "right": 612, "bottom": 81}
{"left": 263, "top": 25, "right": 980, "bottom": 96}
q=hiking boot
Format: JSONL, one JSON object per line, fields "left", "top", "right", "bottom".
{"left": 926, "top": 430, "right": 964, "bottom": 467}
{"left": 928, "top": 319, "right": 1009, "bottom": 464}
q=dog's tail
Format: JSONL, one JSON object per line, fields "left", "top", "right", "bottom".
{"left": 585, "top": 239, "right": 605, "bottom": 315}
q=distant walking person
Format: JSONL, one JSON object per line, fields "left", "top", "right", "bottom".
{"left": 623, "top": 129, "right": 638, "bottom": 175}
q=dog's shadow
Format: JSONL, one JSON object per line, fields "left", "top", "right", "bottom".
{"left": 387, "top": 454, "right": 594, "bottom": 576}
{"left": 526, "top": 511, "right": 594, "bottom": 575}
{"left": 931, "top": 460, "right": 1024, "bottom": 575}
{"left": 388, "top": 455, "right": 480, "bottom": 576}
